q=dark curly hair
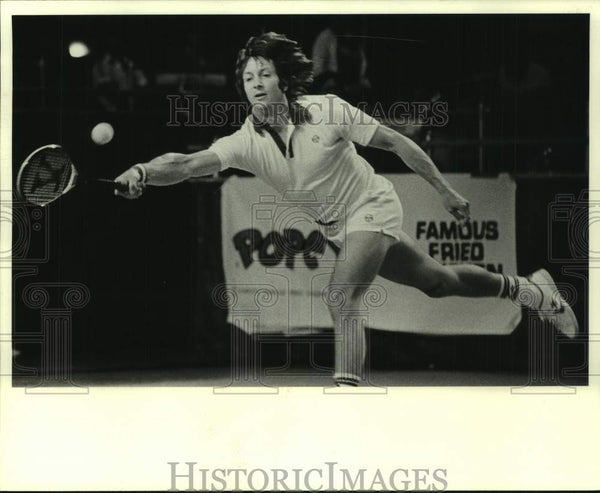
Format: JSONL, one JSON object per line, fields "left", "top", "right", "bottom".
{"left": 235, "top": 32, "right": 314, "bottom": 126}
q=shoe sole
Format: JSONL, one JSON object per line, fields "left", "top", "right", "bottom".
{"left": 532, "top": 269, "right": 579, "bottom": 339}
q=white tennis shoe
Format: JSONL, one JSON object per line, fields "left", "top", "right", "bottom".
{"left": 527, "top": 269, "right": 579, "bottom": 339}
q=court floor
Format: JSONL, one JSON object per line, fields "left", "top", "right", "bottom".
{"left": 13, "top": 367, "right": 551, "bottom": 388}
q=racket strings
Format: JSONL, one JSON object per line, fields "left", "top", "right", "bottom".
{"left": 19, "top": 148, "right": 74, "bottom": 205}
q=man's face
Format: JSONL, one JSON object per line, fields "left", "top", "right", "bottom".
{"left": 242, "top": 57, "right": 287, "bottom": 109}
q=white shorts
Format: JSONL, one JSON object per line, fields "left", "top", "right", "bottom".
{"left": 322, "top": 175, "right": 404, "bottom": 247}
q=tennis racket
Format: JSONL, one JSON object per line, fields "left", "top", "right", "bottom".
{"left": 16, "top": 144, "right": 128, "bottom": 206}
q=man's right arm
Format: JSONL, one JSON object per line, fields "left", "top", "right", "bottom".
{"left": 114, "top": 150, "right": 222, "bottom": 199}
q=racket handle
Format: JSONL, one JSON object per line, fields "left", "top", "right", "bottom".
{"left": 96, "top": 178, "right": 130, "bottom": 193}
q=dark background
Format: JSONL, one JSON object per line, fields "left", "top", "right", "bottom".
{"left": 11, "top": 14, "right": 589, "bottom": 385}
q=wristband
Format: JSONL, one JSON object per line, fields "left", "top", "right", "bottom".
{"left": 132, "top": 164, "right": 147, "bottom": 184}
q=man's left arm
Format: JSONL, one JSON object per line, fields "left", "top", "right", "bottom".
{"left": 368, "top": 125, "right": 470, "bottom": 222}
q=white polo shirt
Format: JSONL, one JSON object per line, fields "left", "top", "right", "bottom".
{"left": 209, "top": 94, "right": 385, "bottom": 222}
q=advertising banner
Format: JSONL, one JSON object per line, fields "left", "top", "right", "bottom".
{"left": 221, "top": 174, "right": 521, "bottom": 335}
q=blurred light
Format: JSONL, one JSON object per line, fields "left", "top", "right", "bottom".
{"left": 69, "top": 41, "right": 90, "bottom": 58}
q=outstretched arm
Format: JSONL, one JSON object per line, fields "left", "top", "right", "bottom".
{"left": 368, "top": 125, "right": 470, "bottom": 222}
{"left": 114, "top": 150, "right": 221, "bottom": 199}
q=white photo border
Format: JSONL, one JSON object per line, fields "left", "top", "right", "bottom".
{"left": 1, "top": 1, "right": 598, "bottom": 491}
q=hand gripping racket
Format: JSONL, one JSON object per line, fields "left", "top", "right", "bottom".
{"left": 16, "top": 144, "right": 128, "bottom": 206}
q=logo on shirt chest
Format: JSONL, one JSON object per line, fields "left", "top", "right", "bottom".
{"left": 312, "top": 135, "right": 320, "bottom": 143}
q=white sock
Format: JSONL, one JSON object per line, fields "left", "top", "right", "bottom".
{"left": 498, "top": 274, "right": 542, "bottom": 309}
{"left": 334, "top": 374, "right": 360, "bottom": 387}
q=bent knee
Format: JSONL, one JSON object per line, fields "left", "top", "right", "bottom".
{"left": 421, "top": 271, "right": 458, "bottom": 298}
{"left": 423, "top": 282, "right": 447, "bottom": 298}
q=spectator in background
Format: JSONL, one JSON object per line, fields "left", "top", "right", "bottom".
{"left": 498, "top": 57, "right": 550, "bottom": 96}
{"left": 311, "top": 26, "right": 338, "bottom": 88}
{"left": 311, "top": 20, "right": 371, "bottom": 101}
{"left": 492, "top": 40, "right": 554, "bottom": 172}
{"left": 92, "top": 50, "right": 148, "bottom": 111}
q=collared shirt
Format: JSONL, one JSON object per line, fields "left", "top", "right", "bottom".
{"left": 209, "top": 94, "right": 381, "bottom": 221}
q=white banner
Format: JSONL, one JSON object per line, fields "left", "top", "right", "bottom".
{"left": 221, "top": 174, "right": 521, "bottom": 335}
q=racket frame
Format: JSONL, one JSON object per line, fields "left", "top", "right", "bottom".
{"left": 16, "top": 144, "right": 80, "bottom": 206}
{"left": 16, "top": 144, "right": 128, "bottom": 206}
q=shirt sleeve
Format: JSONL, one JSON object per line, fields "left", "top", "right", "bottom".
{"left": 208, "top": 129, "right": 250, "bottom": 172}
{"left": 328, "top": 94, "right": 380, "bottom": 146}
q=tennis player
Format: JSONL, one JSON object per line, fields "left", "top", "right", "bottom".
{"left": 115, "top": 32, "right": 578, "bottom": 387}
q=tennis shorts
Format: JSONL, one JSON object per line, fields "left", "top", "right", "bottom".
{"left": 322, "top": 174, "right": 404, "bottom": 247}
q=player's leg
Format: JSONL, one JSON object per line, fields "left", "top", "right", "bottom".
{"left": 378, "top": 231, "right": 579, "bottom": 337}
{"left": 327, "top": 231, "right": 397, "bottom": 387}
{"left": 378, "top": 231, "right": 508, "bottom": 298}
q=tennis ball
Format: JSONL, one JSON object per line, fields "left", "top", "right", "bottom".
{"left": 68, "top": 41, "right": 90, "bottom": 58}
{"left": 91, "top": 122, "right": 114, "bottom": 145}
